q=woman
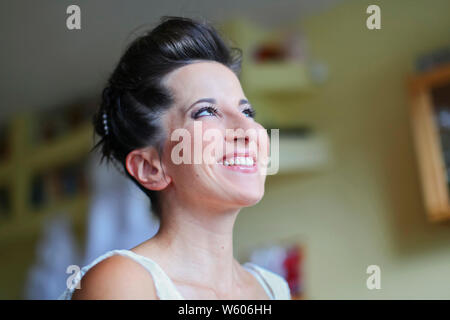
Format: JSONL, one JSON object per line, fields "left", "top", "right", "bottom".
{"left": 60, "top": 16, "right": 290, "bottom": 300}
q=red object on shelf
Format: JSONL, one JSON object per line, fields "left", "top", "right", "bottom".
{"left": 282, "top": 244, "right": 302, "bottom": 296}
{"left": 252, "top": 43, "right": 286, "bottom": 62}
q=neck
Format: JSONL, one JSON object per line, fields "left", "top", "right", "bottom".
{"left": 148, "top": 197, "right": 242, "bottom": 296}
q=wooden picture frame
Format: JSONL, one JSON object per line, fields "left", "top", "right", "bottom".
{"left": 409, "top": 63, "right": 450, "bottom": 222}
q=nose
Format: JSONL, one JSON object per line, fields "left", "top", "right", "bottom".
{"left": 224, "top": 113, "right": 258, "bottom": 150}
{"left": 226, "top": 129, "right": 249, "bottom": 144}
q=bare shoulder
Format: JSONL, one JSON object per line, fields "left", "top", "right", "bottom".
{"left": 71, "top": 255, "right": 158, "bottom": 300}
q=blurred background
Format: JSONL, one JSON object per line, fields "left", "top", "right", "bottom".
{"left": 1, "top": 0, "right": 450, "bottom": 299}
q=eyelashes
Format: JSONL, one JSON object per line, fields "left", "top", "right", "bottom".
{"left": 242, "top": 107, "right": 256, "bottom": 118}
{"left": 192, "top": 105, "right": 219, "bottom": 119}
{"left": 191, "top": 104, "right": 256, "bottom": 119}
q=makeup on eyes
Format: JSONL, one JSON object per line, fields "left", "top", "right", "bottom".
{"left": 242, "top": 106, "right": 256, "bottom": 118}
{"left": 191, "top": 104, "right": 256, "bottom": 119}
{"left": 191, "top": 105, "right": 219, "bottom": 119}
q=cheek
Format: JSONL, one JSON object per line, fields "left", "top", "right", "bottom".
{"left": 201, "top": 122, "right": 225, "bottom": 163}
{"left": 163, "top": 123, "right": 218, "bottom": 180}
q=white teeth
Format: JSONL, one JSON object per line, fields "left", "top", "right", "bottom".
{"left": 221, "top": 157, "right": 254, "bottom": 167}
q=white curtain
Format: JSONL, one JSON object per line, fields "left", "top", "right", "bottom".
{"left": 25, "top": 211, "right": 81, "bottom": 299}
{"left": 83, "top": 153, "right": 160, "bottom": 264}
{"left": 25, "top": 151, "right": 159, "bottom": 299}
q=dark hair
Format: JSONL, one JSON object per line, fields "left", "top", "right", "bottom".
{"left": 91, "top": 16, "right": 243, "bottom": 220}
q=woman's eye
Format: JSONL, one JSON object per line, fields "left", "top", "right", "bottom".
{"left": 243, "top": 107, "right": 256, "bottom": 118}
{"left": 191, "top": 105, "right": 255, "bottom": 119}
{"left": 192, "top": 106, "right": 218, "bottom": 119}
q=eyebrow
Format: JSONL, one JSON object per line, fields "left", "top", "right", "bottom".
{"left": 185, "top": 98, "right": 250, "bottom": 113}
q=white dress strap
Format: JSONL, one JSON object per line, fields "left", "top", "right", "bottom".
{"left": 58, "top": 249, "right": 184, "bottom": 300}
{"left": 122, "top": 249, "right": 185, "bottom": 299}
{"left": 242, "top": 262, "right": 291, "bottom": 300}
{"left": 243, "top": 263, "right": 275, "bottom": 299}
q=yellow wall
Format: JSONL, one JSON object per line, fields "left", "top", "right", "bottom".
{"left": 235, "top": 0, "right": 450, "bottom": 298}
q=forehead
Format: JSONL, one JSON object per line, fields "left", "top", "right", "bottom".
{"left": 163, "top": 61, "right": 244, "bottom": 104}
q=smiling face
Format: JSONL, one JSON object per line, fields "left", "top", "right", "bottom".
{"left": 159, "top": 61, "right": 269, "bottom": 212}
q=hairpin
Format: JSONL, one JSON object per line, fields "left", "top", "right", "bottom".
{"left": 102, "top": 111, "right": 109, "bottom": 135}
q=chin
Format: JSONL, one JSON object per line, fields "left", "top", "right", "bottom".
{"left": 218, "top": 173, "right": 266, "bottom": 208}
{"left": 193, "top": 162, "right": 267, "bottom": 209}
{"left": 231, "top": 184, "right": 265, "bottom": 208}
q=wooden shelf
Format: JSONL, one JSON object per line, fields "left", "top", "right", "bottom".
{"left": 0, "top": 192, "right": 90, "bottom": 244}
{"left": 277, "top": 133, "right": 331, "bottom": 174}
{"left": 0, "top": 110, "right": 93, "bottom": 241}
{"left": 0, "top": 160, "right": 12, "bottom": 185}
{"left": 242, "top": 61, "right": 314, "bottom": 94}
{"left": 28, "top": 121, "right": 92, "bottom": 172}
{"left": 0, "top": 120, "right": 92, "bottom": 179}
{"left": 219, "top": 18, "right": 315, "bottom": 98}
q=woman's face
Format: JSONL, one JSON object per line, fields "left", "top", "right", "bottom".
{"left": 160, "top": 61, "right": 269, "bottom": 211}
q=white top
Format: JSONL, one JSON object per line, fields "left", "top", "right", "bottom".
{"left": 58, "top": 249, "right": 291, "bottom": 300}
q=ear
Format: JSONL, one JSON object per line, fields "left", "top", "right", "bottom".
{"left": 125, "top": 147, "right": 171, "bottom": 191}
